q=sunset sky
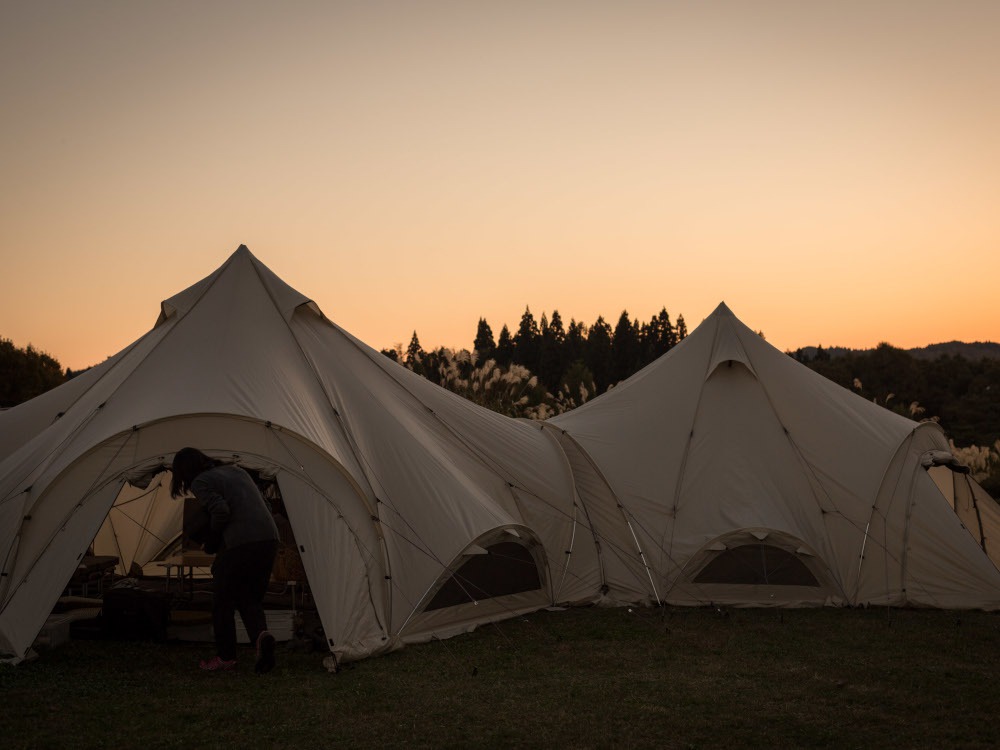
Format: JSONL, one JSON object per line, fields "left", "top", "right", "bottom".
{"left": 2, "top": 1, "right": 998, "bottom": 371}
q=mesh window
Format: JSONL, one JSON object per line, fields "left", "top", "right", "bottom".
{"left": 425, "top": 542, "right": 542, "bottom": 611}
{"left": 693, "top": 544, "right": 819, "bottom": 586}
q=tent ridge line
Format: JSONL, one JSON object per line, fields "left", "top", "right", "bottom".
{"left": 660, "top": 314, "right": 723, "bottom": 594}
{"left": 732, "top": 329, "right": 854, "bottom": 604}
{"left": 549, "top": 426, "right": 662, "bottom": 604}
{"left": 244, "top": 256, "right": 377, "bottom": 504}
{"left": 538, "top": 422, "right": 606, "bottom": 597}
{"left": 853, "top": 429, "right": 916, "bottom": 602}
{"left": 245, "top": 264, "right": 396, "bottom": 624}
{"left": 501, "top": 483, "right": 557, "bottom": 605}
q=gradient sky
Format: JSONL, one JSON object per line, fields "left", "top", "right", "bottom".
{"left": 2, "top": 1, "right": 998, "bottom": 371}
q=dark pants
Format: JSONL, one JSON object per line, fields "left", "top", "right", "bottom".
{"left": 211, "top": 539, "right": 278, "bottom": 661}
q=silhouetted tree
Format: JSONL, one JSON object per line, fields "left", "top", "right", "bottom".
{"left": 0, "top": 337, "right": 65, "bottom": 407}
{"left": 473, "top": 318, "right": 496, "bottom": 361}
{"left": 496, "top": 325, "right": 514, "bottom": 366}
{"left": 643, "top": 308, "right": 677, "bottom": 363}
{"left": 676, "top": 314, "right": 688, "bottom": 340}
{"left": 586, "top": 316, "right": 614, "bottom": 393}
{"left": 612, "top": 311, "right": 641, "bottom": 383}
{"left": 513, "top": 306, "right": 540, "bottom": 372}
{"left": 537, "top": 312, "right": 564, "bottom": 392}
{"left": 549, "top": 310, "right": 566, "bottom": 346}
{"left": 564, "top": 319, "right": 586, "bottom": 367}
{"left": 405, "top": 331, "right": 424, "bottom": 375}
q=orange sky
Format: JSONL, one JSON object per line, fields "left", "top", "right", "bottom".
{"left": 2, "top": 1, "right": 998, "bottom": 371}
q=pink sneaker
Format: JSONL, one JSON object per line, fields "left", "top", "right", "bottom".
{"left": 199, "top": 656, "right": 237, "bottom": 671}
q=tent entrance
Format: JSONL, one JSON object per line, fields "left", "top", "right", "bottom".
{"left": 79, "top": 464, "right": 317, "bottom": 645}
{"left": 92, "top": 466, "right": 309, "bottom": 595}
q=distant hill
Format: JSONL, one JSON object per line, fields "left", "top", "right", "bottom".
{"left": 908, "top": 341, "right": 1000, "bottom": 361}
{"left": 793, "top": 341, "right": 1000, "bottom": 362}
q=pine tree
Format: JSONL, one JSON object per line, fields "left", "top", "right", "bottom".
{"left": 537, "top": 312, "right": 562, "bottom": 392}
{"left": 549, "top": 310, "right": 566, "bottom": 347}
{"left": 564, "top": 319, "right": 586, "bottom": 369}
{"left": 657, "top": 308, "right": 677, "bottom": 350}
{"left": 640, "top": 308, "right": 676, "bottom": 365}
{"left": 676, "top": 314, "right": 688, "bottom": 340}
{"left": 586, "top": 316, "right": 614, "bottom": 393}
{"left": 473, "top": 318, "right": 496, "bottom": 361}
{"left": 496, "top": 325, "right": 514, "bottom": 366}
{"left": 513, "top": 306, "right": 540, "bottom": 372}
{"left": 612, "top": 310, "right": 640, "bottom": 383}
{"left": 405, "top": 331, "right": 424, "bottom": 375}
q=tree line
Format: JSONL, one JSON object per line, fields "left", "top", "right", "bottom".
{"left": 382, "top": 306, "right": 688, "bottom": 403}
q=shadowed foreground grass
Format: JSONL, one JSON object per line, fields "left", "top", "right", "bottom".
{"left": 2, "top": 606, "right": 998, "bottom": 749}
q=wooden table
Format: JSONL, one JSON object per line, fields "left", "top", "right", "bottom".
{"left": 158, "top": 551, "right": 215, "bottom": 594}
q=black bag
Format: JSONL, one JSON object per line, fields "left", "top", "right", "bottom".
{"left": 102, "top": 588, "right": 171, "bottom": 642}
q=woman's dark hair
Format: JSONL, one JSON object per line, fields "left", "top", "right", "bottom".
{"left": 170, "top": 447, "right": 221, "bottom": 498}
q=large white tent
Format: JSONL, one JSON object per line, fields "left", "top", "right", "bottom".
{"left": 0, "top": 247, "right": 629, "bottom": 665}
{"left": 549, "top": 302, "right": 1000, "bottom": 609}
{"left": 3, "top": 252, "right": 998, "bottom": 666}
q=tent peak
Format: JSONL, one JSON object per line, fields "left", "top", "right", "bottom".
{"left": 157, "top": 244, "right": 321, "bottom": 326}
{"left": 230, "top": 244, "right": 253, "bottom": 261}
{"left": 710, "top": 302, "right": 734, "bottom": 317}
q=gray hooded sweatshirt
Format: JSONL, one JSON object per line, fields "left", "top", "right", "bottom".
{"left": 191, "top": 464, "right": 279, "bottom": 551}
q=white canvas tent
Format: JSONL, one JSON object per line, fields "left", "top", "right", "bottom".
{"left": 549, "top": 302, "right": 1000, "bottom": 610}
{"left": 4, "top": 253, "right": 999, "bottom": 666}
{"left": 0, "top": 246, "right": 615, "bottom": 664}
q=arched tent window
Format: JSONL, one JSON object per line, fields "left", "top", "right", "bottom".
{"left": 693, "top": 543, "right": 819, "bottom": 586}
{"left": 671, "top": 529, "right": 839, "bottom": 606}
{"left": 423, "top": 530, "right": 545, "bottom": 612}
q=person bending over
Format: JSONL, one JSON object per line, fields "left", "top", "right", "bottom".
{"left": 171, "top": 447, "right": 279, "bottom": 673}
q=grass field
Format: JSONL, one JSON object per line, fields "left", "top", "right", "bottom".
{"left": 3, "top": 605, "right": 998, "bottom": 749}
